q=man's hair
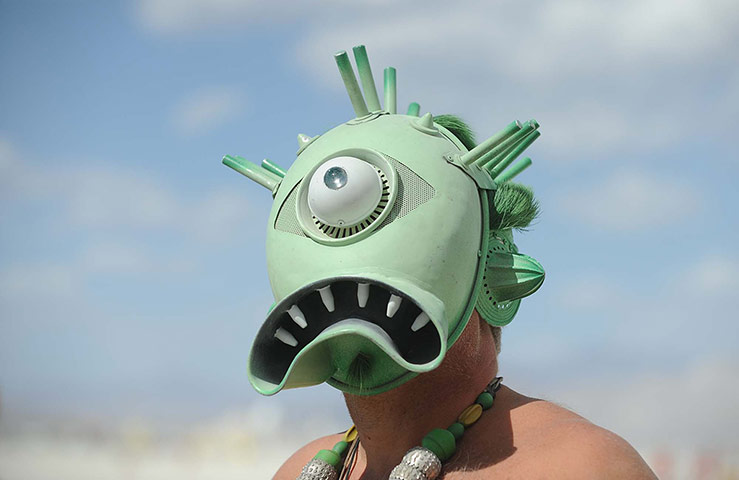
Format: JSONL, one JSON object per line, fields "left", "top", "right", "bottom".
{"left": 434, "top": 114, "right": 477, "bottom": 149}
{"left": 492, "top": 325, "right": 502, "bottom": 354}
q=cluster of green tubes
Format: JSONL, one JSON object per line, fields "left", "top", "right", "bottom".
{"left": 334, "top": 44, "right": 537, "bottom": 186}
{"left": 460, "top": 119, "right": 539, "bottom": 186}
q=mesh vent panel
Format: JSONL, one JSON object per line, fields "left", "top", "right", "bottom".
{"left": 377, "top": 156, "right": 435, "bottom": 229}
{"left": 274, "top": 183, "right": 307, "bottom": 237}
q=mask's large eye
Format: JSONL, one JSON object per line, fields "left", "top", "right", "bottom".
{"left": 294, "top": 149, "right": 398, "bottom": 245}
{"left": 307, "top": 156, "right": 383, "bottom": 227}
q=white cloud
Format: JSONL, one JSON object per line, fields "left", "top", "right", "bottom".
{"left": 539, "top": 103, "right": 682, "bottom": 158}
{"left": 65, "top": 168, "right": 181, "bottom": 228}
{"left": 0, "top": 243, "right": 197, "bottom": 304}
{"left": 137, "top": 0, "right": 292, "bottom": 34}
{"left": 519, "top": 253, "right": 739, "bottom": 377}
{"left": 545, "top": 255, "right": 739, "bottom": 331}
{"left": 0, "top": 138, "right": 257, "bottom": 307}
{"left": 556, "top": 169, "right": 698, "bottom": 231}
{"left": 724, "top": 68, "right": 739, "bottom": 120}
{"left": 83, "top": 243, "right": 149, "bottom": 274}
{"left": 1, "top": 139, "right": 252, "bottom": 239}
{"left": 187, "top": 189, "right": 256, "bottom": 243}
{"left": 171, "top": 87, "right": 245, "bottom": 135}
{"left": 0, "top": 136, "right": 16, "bottom": 172}
{"left": 510, "top": 256, "right": 739, "bottom": 451}
{"left": 81, "top": 242, "right": 194, "bottom": 275}
{"left": 675, "top": 255, "right": 739, "bottom": 297}
{"left": 136, "top": 0, "right": 739, "bottom": 159}
{"left": 136, "top": 0, "right": 392, "bottom": 34}
{"left": 294, "top": 0, "right": 739, "bottom": 82}
{"left": 61, "top": 168, "right": 253, "bottom": 241}
{"left": 137, "top": 0, "right": 739, "bottom": 76}
{"left": 0, "top": 263, "right": 80, "bottom": 300}
{"left": 550, "top": 355, "right": 739, "bottom": 450}
{"left": 293, "top": 0, "right": 737, "bottom": 160}
{"left": 556, "top": 274, "right": 625, "bottom": 312}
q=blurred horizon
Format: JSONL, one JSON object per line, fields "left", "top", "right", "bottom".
{"left": 1, "top": 0, "right": 738, "bottom": 478}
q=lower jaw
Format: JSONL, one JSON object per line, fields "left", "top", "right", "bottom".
{"left": 328, "top": 369, "right": 417, "bottom": 396}
{"left": 323, "top": 332, "right": 420, "bottom": 395}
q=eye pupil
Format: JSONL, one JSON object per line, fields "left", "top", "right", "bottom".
{"left": 324, "top": 166, "right": 348, "bottom": 190}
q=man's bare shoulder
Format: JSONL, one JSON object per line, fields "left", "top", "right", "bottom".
{"left": 459, "top": 390, "right": 656, "bottom": 479}
{"left": 541, "top": 418, "right": 657, "bottom": 479}
{"left": 273, "top": 432, "right": 344, "bottom": 480}
{"left": 272, "top": 391, "right": 656, "bottom": 479}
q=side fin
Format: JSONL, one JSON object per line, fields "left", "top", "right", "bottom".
{"left": 475, "top": 251, "right": 544, "bottom": 327}
{"left": 483, "top": 252, "right": 545, "bottom": 303}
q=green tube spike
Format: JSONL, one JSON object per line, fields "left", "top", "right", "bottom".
{"left": 494, "top": 157, "right": 532, "bottom": 184}
{"left": 223, "top": 155, "right": 280, "bottom": 191}
{"left": 478, "top": 120, "right": 538, "bottom": 169}
{"left": 460, "top": 120, "right": 520, "bottom": 166}
{"left": 352, "top": 45, "right": 381, "bottom": 112}
{"left": 334, "top": 51, "right": 369, "bottom": 118}
{"left": 261, "top": 158, "right": 286, "bottom": 178}
{"left": 487, "top": 131, "right": 540, "bottom": 178}
{"left": 407, "top": 102, "right": 420, "bottom": 116}
{"left": 384, "top": 67, "right": 397, "bottom": 114}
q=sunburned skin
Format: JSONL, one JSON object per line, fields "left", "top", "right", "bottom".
{"left": 274, "top": 311, "right": 657, "bottom": 480}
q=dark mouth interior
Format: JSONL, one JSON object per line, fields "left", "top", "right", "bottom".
{"left": 251, "top": 279, "right": 442, "bottom": 385}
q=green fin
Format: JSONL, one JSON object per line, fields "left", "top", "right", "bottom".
{"left": 476, "top": 251, "right": 544, "bottom": 326}
{"left": 484, "top": 252, "right": 545, "bottom": 303}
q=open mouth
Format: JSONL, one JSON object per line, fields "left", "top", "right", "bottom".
{"left": 250, "top": 278, "right": 443, "bottom": 386}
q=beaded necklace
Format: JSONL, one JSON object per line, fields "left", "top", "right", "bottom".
{"left": 296, "top": 377, "right": 503, "bottom": 480}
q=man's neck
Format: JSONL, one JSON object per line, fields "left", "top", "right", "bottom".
{"left": 342, "top": 314, "right": 498, "bottom": 478}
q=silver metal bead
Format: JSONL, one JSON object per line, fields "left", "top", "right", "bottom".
{"left": 296, "top": 458, "right": 338, "bottom": 480}
{"left": 388, "top": 462, "right": 428, "bottom": 480}
{"left": 400, "top": 447, "right": 442, "bottom": 479}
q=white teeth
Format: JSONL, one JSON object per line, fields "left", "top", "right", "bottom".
{"left": 386, "top": 294, "right": 402, "bottom": 318}
{"left": 411, "top": 312, "right": 430, "bottom": 332}
{"left": 287, "top": 305, "right": 307, "bottom": 329}
{"left": 318, "top": 285, "right": 335, "bottom": 312}
{"left": 357, "top": 283, "right": 369, "bottom": 308}
{"left": 274, "top": 328, "right": 298, "bottom": 347}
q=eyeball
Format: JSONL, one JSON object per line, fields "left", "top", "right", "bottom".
{"left": 308, "top": 156, "right": 383, "bottom": 227}
{"left": 324, "top": 166, "right": 348, "bottom": 190}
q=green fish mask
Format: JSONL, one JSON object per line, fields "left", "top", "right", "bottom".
{"left": 223, "top": 46, "right": 545, "bottom": 396}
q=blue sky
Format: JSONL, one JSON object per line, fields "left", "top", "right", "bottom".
{"left": 1, "top": 0, "right": 738, "bottom": 451}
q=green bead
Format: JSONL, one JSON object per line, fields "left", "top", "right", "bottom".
{"left": 447, "top": 422, "right": 465, "bottom": 440}
{"left": 332, "top": 440, "right": 349, "bottom": 455}
{"left": 476, "top": 392, "right": 494, "bottom": 410}
{"left": 314, "top": 449, "right": 341, "bottom": 467}
{"left": 422, "top": 428, "right": 456, "bottom": 461}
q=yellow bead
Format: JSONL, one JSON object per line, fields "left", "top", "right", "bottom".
{"left": 343, "top": 425, "right": 358, "bottom": 442}
{"left": 458, "top": 404, "right": 483, "bottom": 426}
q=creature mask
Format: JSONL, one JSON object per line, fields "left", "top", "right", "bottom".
{"left": 223, "top": 46, "right": 545, "bottom": 396}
